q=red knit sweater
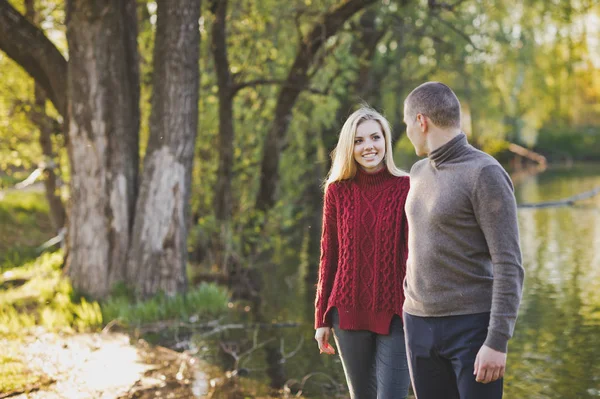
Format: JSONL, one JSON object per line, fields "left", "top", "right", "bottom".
{"left": 315, "top": 167, "right": 410, "bottom": 334}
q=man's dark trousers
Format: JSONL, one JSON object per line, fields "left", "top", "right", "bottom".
{"left": 403, "top": 312, "right": 503, "bottom": 399}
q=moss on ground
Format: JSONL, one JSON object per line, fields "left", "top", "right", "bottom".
{"left": 0, "top": 190, "right": 54, "bottom": 271}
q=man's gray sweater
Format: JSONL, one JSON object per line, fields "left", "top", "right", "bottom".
{"left": 403, "top": 133, "right": 525, "bottom": 353}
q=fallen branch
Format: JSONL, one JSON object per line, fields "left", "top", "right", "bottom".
{"left": 0, "top": 270, "right": 31, "bottom": 290}
{"left": 280, "top": 335, "right": 305, "bottom": 363}
{"left": 518, "top": 186, "right": 600, "bottom": 209}
{"left": 0, "top": 377, "right": 55, "bottom": 399}
{"left": 0, "top": 162, "right": 60, "bottom": 198}
{"left": 36, "top": 227, "right": 66, "bottom": 252}
{"left": 508, "top": 143, "right": 547, "bottom": 167}
{"left": 284, "top": 371, "right": 345, "bottom": 398}
{"left": 109, "top": 318, "right": 300, "bottom": 336}
{"left": 221, "top": 336, "right": 276, "bottom": 371}
{"left": 15, "top": 168, "right": 43, "bottom": 189}
{"left": 0, "top": 276, "right": 29, "bottom": 290}
{"left": 201, "top": 321, "right": 301, "bottom": 338}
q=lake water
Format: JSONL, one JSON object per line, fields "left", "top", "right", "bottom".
{"left": 195, "top": 164, "right": 600, "bottom": 399}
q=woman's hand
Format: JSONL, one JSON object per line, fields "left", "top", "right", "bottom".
{"left": 315, "top": 327, "right": 335, "bottom": 355}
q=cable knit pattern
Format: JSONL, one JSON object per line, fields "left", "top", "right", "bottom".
{"left": 314, "top": 168, "right": 410, "bottom": 335}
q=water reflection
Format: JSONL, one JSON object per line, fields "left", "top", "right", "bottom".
{"left": 508, "top": 166, "right": 600, "bottom": 399}
{"left": 195, "top": 165, "right": 600, "bottom": 398}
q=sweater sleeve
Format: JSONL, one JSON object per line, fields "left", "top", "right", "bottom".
{"left": 401, "top": 178, "right": 410, "bottom": 278}
{"left": 472, "top": 165, "right": 525, "bottom": 353}
{"left": 314, "top": 185, "right": 339, "bottom": 329}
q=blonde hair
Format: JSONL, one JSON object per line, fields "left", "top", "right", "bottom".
{"left": 324, "top": 106, "right": 407, "bottom": 190}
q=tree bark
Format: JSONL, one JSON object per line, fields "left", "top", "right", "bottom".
{"left": 254, "top": 0, "right": 377, "bottom": 213}
{"left": 302, "top": 122, "right": 326, "bottom": 286}
{"left": 65, "top": 0, "right": 140, "bottom": 297}
{"left": 0, "top": 0, "right": 67, "bottom": 117}
{"left": 25, "top": 0, "right": 67, "bottom": 234}
{"left": 34, "top": 78, "right": 67, "bottom": 234}
{"left": 211, "top": 0, "right": 234, "bottom": 224}
{"left": 127, "top": 0, "right": 201, "bottom": 298}
{"left": 210, "top": 0, "right": 235, "bottom": 272}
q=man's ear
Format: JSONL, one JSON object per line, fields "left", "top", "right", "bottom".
{"left": 417, "top": 113, "right": 428, "bottom": 133}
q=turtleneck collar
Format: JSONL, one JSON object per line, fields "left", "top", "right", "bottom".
{"left": 428, "top": 132, "right": 469, "bottom": 168}
{"left": 354, "top": 166, "right": 395, "bottom": 190}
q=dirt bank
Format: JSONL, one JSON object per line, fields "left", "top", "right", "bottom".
{"left": 1, "top": 330, "right": 209, "bottom": 399}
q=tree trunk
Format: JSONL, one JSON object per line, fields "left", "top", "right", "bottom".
{"left": 25, "top": 0, "right": 67, "bottom": 234}
{"left": 304, "top": 9, "right": 383, "bottom": 282}
{"left": 0, "top": 0, "right": 67, "bottom": 117}
{"left": 65, "top": 0, "right": 140, "bottom": 297}
{"left": 254, "top": 0, "right": 377, "bottom": 214}
{"left": 211, "top": 0, "right": 234, "bottom": 224}
{"left": 302, "top": 131, "right": 326, "bottom": 286}
{"left": 211, "top": 0, "right": 235, "bottom": 272}
{"left": 127, "top": 0, "right": 201, "bottom": 298}
{"left": 35, "top": 84, "right": 67, "bottom": 233}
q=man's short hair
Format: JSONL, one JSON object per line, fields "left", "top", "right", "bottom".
{"left": 405, "top": 82, "right": 461, "bottom": 129}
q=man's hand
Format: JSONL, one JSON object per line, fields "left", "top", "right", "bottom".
{"left": 474, "top": 344, "right": 506, "bottom": 383}
{"left": 315, "top": 327, "right": 335, "bottom": 355}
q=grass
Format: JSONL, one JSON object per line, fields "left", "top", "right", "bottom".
{"left": 0, "top": 249, "right": 230, "bottom": 394}
{"left": 0, "top": 190, "right": 54, "bottom": 271}
{"left": 102, "top": 282, "right": 229, "bottom": 327}
{"left": 0, "top": 251, "right": 103, "bottom": 338}
{"left": 0, "top": 250, "right": 101, "bottom": 394}
{"left": 0, "top": 350, "right": 45, "bottom": 394}
{"left": 0, "top": 184, "right": 231, "bottom": 395}
{"left": 0, "top": 249, "right": 230, "bottom": 395}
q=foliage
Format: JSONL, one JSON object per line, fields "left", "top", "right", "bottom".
{"left": 179, "top": 0, "right": 600, "bottom": 277}
{"left": 1, "top": 1, "right": 600, "bottom": 395}
{"left": 0, "top": 251, "right": 103, "bottom": 338}
{"left": 101, "top": 282, "right": 229, "bottom": 327}
{"left": 0, "top": 0, "right": 66, "bottom": 175}
{"left": 536, "top": 124, "right": 600, "bottom": 161}
{"left": 480, "top": 137, "right": 511, "bottom": 158}
{"left": 0, "top": 55, "right": 40, "bottom": 173}
{"left": 0, "top": 191, "right": 54, "bottom": 270}
{"left": 3, "top": 1, "right": 600, "bottom": 271}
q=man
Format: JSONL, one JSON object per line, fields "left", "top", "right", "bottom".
{"left": 402, "top": 82, "right": 525, "bottom": 398}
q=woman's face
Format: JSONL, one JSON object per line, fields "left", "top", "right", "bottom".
{"left": 353, "top": 120, "right": 386, "bottom": 173}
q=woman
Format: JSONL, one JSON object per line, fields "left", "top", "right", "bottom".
{"left": 314, "top": 106, "right": 411, "bottom": 399}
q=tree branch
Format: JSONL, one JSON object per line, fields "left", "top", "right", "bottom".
{"left": 427, "top": 0, "right": 468, "bottom": 11}
{"left": 211, "top": 0, "right": 232, "bottom": 97}
{"left": 518, "top": 187, "right": 600, "bottom": 209}
{"left": 0, "top": 0, "right": 67, "bottom": 117}
{"left": 254, "top": 0, "right": 377, "bottom": 213}
{"left": 431, "top": 13, "right": 482, "bottom": 51}
{"left": 232, "top": 79, "right": 328, "bottom": 95}
{"left": 293, "top": 8, "right": 306, "bottom": 49}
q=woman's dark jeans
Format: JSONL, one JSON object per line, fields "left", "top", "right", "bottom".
{"left": 332, "top": 308, "right": 410, "bottom": 399}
